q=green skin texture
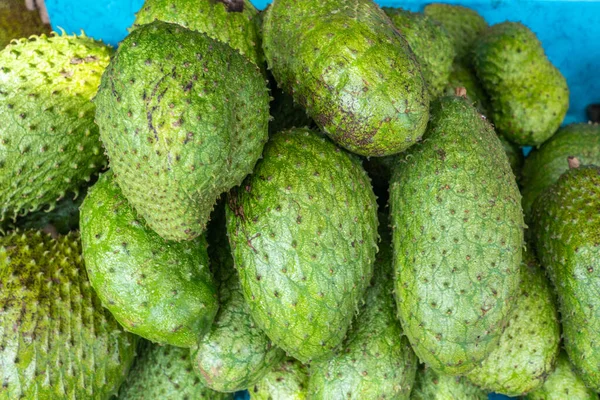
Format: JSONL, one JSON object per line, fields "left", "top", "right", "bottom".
{"left": 227, "top": 128, "right": 378, "bottom": 363}
{"left": 423, "top": 3, "right": 488, "bottom": 62}
{"left": 133, "top": 0, "right": 264, "bottom": 67}
{"left": 263, "top": 0, "right": 429, "bottom": 157}
{"left": 526, "top": 352, "right": 599, "bottom": 400}
{"left": 390, "top": 96, "right": 524, "bottom": 375}
{"left": 384, "top": 8, "right": 455, "bottom": 98}
{"left": 410, "top": 366, "right": 487, "bottom": 400}
{"left": 250, "top": 358, "right": 308, "bottom": 400}
{"left": 531, "top": 165, "right": 600, "bottom": 391}
{"left": 119, "top": 341, "right": 232, "bottom": 400}
{"left": 94, "top": 21, "right": 269, "bottom": 242}
{"left": 308, "top": 223, "right": 418, "bottom": 399}
{"left": 0, "top": 34, "right": 111, "bottom": 223}
{"left": 473, "top": 22, "right": 569, "bottom": 146}
{"left": 0, "top": 231, "right": 137, "bottom": 399}
{"left": 497, "top": 134, "right": 523, "bottom": 183}
{"left": 444, "top": 61, "right": 491, "bottom": 117}
{"left": 79, "top": 172, "right": 218, "bottom": 348}
{"left": 521, "top": 123, "right": 600, "bottom": 218}
{"left": 0, "top": 0, "right": 50, "bottom": 48}
{"left": 465, "top": 249, "right": 560, "bottom": 396}
{"left": 192, "top": 203, "right": 285, "bottom": 392}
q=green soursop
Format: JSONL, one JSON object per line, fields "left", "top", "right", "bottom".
{"left": 0, "top": 230, "right": 137, "bottom": 399}
{"left": 0, "top": 0, "right": 50, "bottom": 48}
{"left": 250, "top": 358, "right": 308, "bottom": 400}
{"left": 94, "top": 21, "right": 269, "bottom": 241}
{"left": 411, "top": 366, "right": 488, "bottom": 400}
{"left": 473, "top": 22, "right": 569, "bottom": 146}
{"left": 444, "top": 62, "right": 490, "bottom": 116}
{"left": 531, "top": 162, "right": 600, "bottom": 391}
{"left": 80, "top": 172, "right": 218, "bottom": 347}
{"left": 263, "top": 0, "right": 429, "bottom": 156}
{"left": 0, "top": 33, "right": 111, "bottom": 223}
{"left": 498, "top": 133, "right": 524, "bottom": 182}
{"left": 390, "top": 95, "right": 524, "bottom": 375}
{"left": 227, "top": 128, "right": 378, "bottom": 363}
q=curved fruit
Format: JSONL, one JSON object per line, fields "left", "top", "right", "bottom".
{"left": 192, "top": 202, "right": 284, "bottom": 392}
{"left": 465, "top": 248, "right": 560, "bottom": 396}
{"left": 531, "top": 163, "right": 600, "bottom": 391}
{"left": 94, "top": 21, "right": 269, "bottom": 241}
{"left": 250, "top": 358, "right": 308, "bottom": 400}
{"left": 227, "top": 128, "right": 378, "bottom": 362}
{"left": 119, "top": 341, "right": 232, "bottom": 400}
{"left": 390, "top": 95, "right": 524, "bottom": 375}
{"left": 308, "top": 220, "right": 418, "bottom": 399}
{"left": 411, "top": 366, "right": 487, "bottom": 400}
{"left": 444, "top": 62, "right": 490, "bottom": 117}
{"left": 473, "top": 22, "right": 569, "bottom": 146}
{"left": 263, "top": 0, "right": 429, "bottom": 156}
{"left": 80, "top": 172, "right": 218, "bottom": 347}
{"left": 0, "top": 33, "right": 111, "bottom": 223}
{"left": 498, "top": 133, "right": 524, "bottom": 182}
{"left": 0, "top": 0, "right": 50, "bottom": 48}
{"left": 0, "top": 230, "right": 137, "bottom": 399}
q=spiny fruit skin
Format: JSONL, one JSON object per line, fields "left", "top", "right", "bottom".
{"left": 424, "top": 3, "right": 487, "bottom": 62}
{"left": 410, "top": 366, "right": 487, "bottom": 400}
{"left": 119, "top": 341, "right": 233, "bottom": 400}
{"left": 192, "top": 202, "right": 285, "bottom": 392}
{"left": 473, "top": 22, "right": 569, "bottom": 146}
{"left": 0, "top": 0, "right": 50, "bottom": 48}
{"left": 465, "top": 248, "right": 560, "bottom": 396}
{"left": 133, "top": 0, "right": 264, "bottom": 67}
{"left": 94, "top": 21, "right": 269, "bottom": 242}
{"left": 390, "top": 96, "right": 524, "bottom": 375}
{"left": 531, "top": 165, "right": 600, "bottom": 391}
{"left": 384, "top": 8, "right": 455, "bottom": 97}
{"left": 80, "top": 172, "right": 218, "bottom": 348}
{"left": 521, "top": 123, "right": 600, "bottom": 218}
{"left": 444, "top": 62, "right": 490, "bottom": 117}
{"left": 227, "top": 128, "right": 378, "bottom": 363}
{"left": 0, "top": 230, "right": 137, "bottom": 399}
{"left": 250, "top": 358, "right": 308, "bottom": 400}
{"left": 0, "top": 33, "right": 111, "bottom": 223}
{"left": 525, "top": 352, "right": 599, "bottom": 400}
{"left": 263, "top": 0, "right": 429, "bottom": 157}
{"left": 498, "top": 133, "right": 524, "bottom": 183}
{"left": 308, "top": 220, "right": 418, "bottom": 399}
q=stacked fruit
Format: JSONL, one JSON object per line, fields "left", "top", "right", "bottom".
{"left": 0, "top": 0, "right": 598, "bottom": 399}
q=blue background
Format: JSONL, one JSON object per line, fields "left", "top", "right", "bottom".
{"left": 43, "top": 1, "right": 599, "bottom": 398}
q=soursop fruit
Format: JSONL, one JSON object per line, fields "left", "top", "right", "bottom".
{"left": 465, "top": 248, "right": 560, "bottom": 396}
{"left": 521, "top": 123, "right": 600, "bottom": 217}
{"left": 308, "top": 219, "right": 418, "bottom": 399}
{"left": 0, "top": 230, "right": 137, "bottom": 399}
{"left": 227, "top": 128, "right": 378, "bottom": 363}
{"left": 263, "top": 0, "right": 429, "bottom": 157}
{"left": 531, "top": 162, "right": 600, "bottom": 391}
{"left": 444, "top": 62, "right": 490, "bottom": 116}
{"left": 473, "top": 22, "right": 569, "bottom": 146}
{"left": 390, "top": 95, "right": 524, "bottom": 375}
{"left": 94, "top": 21, "right": 269, "bottom": 242}
{"left": 384, "top": 8, "right": 455, "bottom": 97}
{"left": 192, "top": 202, "right": 285, "bottom": 392}
{"left": 0, "top": 33, "right": 111, "bottom": 223}
{"left": 133, "top": 0, "right": 264, "bottom": 67}
{"left": 411, "top": 365, "right": 487, "bottom": 400}
{"left": 498, "top": 133, "right": 524, "bottom": 182}
{"left": 80, "top": 172, "right": 218, "bottom": 348}
{"left": 0, "top": 0, "right": 50, "bottom": 48}
{"left": 119, "top": 341, "right": 232, "bottom": 400}
{"left": 250, "top": 358, "right": 308, "bottom": 400}
{"left": 526, "top": 352, "right": 599, "bottom": 400}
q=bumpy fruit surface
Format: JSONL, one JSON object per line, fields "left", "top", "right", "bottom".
{"left": 94, "top": 21, "right": 269, "bottom": 241}
{"left": 465, "top": 248, "right": 560, "bottom": 396}
{"left": 308, "top": 220, "right": 418, "bottom": 399}
{"left": 119, "top": 341, "right": 232, "bottom": 400}
{"left": 133, "top": 0, "right": 263, "bottom": 67}
{"left": 263, "top": 0, "right": 429, "bottom": 156}
{"left": 498, "top": 133, "right": 524, "bottom": 182}
{"left": 192, "top": 202, "right": 284, "bottom": 392}
{"left": 531, "top": 164, "right": 600, "bottom": 391}
{"left": 473, "top": 22, "right": 569, "bottom": 146}
{"left": 0, "top": 230, "right": 137, "bottom": 399}
{"left": 390, "top": 95, "right": 524, "bottom": 375}
{"left": 411, "top": 366, "right": 487, "bottom": 400}
{"left": 227, "top": 128, "right": 378, "bottom": 362}
{"left": 0, "top": 34, "right": 111, "bottom": 223}
{"left": 444, "top": 62, "right": 490, "bottom": 116}
{"left": 0, "top": 0, "right": 50, "bottom": 48}
{"left": 384, "top": 8, "right": 455, "bottom": 97}
{"left": 80, "top": 172, "right": 218, "bottom": 347}
{"left": 250, "top": 358, "right": 308, "bottom": 400}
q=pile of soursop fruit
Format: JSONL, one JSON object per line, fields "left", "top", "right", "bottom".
{"left": 0, "top": 0, "right": 599, "bottom": 398}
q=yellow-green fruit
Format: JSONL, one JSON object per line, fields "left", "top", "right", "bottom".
{"left": 250, "top": 358, "right": 308, "bottom": 400}
{"left": 411, "top": 366, "right": 487, "bottom": 400}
